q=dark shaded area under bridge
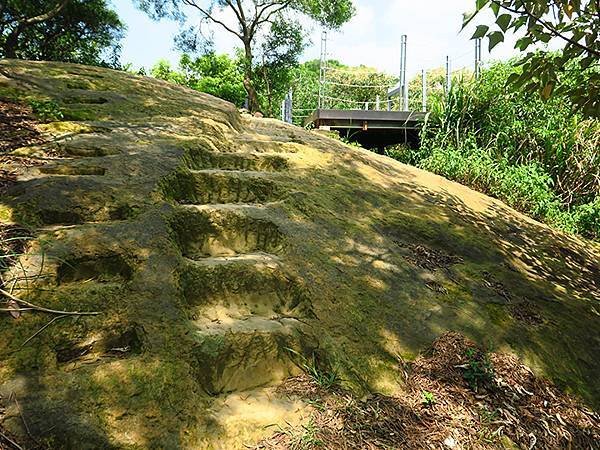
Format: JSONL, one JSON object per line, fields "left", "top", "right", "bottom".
{"left": 305, "top": 109, "right": 427, "bottom": 150}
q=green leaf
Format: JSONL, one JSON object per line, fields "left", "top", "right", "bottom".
{"left": 490, "top": 1, "right": 500, "bottom": 16}
{"left": 513, "top": 16, "right": 527, "bottom": 31}
{"left": 496, "top": 14, "right": 511, "bottom": 32}
{"left": 488, "top": 31, "right": 504, "bottom": 51}
{"left": 506, "top": 72, "right": 520, "bottom": 85}
{"left": 472, "top": 25, "right": 489, "bottom": 39}
{"left": 476, "top": 0, "right": 490, "bottom": 10}
{"left": 515, "top": 37, "right": 533, "bottom": 51}
{"left": 580, "top": 56, "right": 596, "bottom": 69}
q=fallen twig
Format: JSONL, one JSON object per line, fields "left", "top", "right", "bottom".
{"left": 0, "top": 430, "right": 23, "bottom": 450}
{"left": 12, "top": 395, "right": 39, "bottom": 447}
{"left": 21, "top": 315, "right": 68, "bottom": 347}
{"left": 0, "top": 288, "right": 100, "bottom": 316}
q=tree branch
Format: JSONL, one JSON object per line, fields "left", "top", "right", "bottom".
{"left": 251, "top": 0, "right": 291, "bottom": 35}
{"left": 17, "top": 0, "right": 70, "bottom": 27}
{"left": 1, "top": 288, "right": 99, "bottom": 316}
{"left": 182, "top": 0, "right": 243, "bottom": 39}
{"left": 224, "top": 0, "right": 245, "bottom": 32}
{"left": 491, "top": 0, "right": 600, "bottom": 58}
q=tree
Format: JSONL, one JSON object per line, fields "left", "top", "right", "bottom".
{"left": 464, "top": 0, "right": 599, "bottom": 116}
{"left": 151, "top": 53, "right": 247, "bottom": 106}
{"left": 136, "top": 0, "right": 355, "bottom": 112}
{"left": 290, "top": 60, "right": 396, "bottom": 125}
{"left": 254, "top": 17, "right": 306, "bottom": 116}
{"left": 0, "top": 0, "right": 125, "bottom": 67}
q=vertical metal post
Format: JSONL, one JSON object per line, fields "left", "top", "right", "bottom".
{"left": 421, "top": 69, "right": 427, "bottom": 112}
{"left": 475, "top": 38, "right": 482, "bottom": 79}
{"left": 318, "top": 30, "right": 328, "bottom": 110}
{"left": 285, "top": 89, "right": 293, "bottom": 123}
{"left": 445, "top": 56, "right": 451, "bottom": 94}
{"left": 403, "top": 36, "right": 409, "bottom": 111}
{"left": 376, "top": 95, "right": 380, "bottom": 111}
{"left": 399, "top": 34, "right": 408, "bottom": 111}
{"left": 365, "top": 102, "right": 369, "bottom": 111}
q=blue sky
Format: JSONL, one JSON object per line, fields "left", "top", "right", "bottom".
{"left": 115, "top": 0, "right": 522, "bottom": 78}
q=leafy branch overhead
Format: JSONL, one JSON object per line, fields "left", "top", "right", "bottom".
{"left": 0, "top": 0, "right": 125, "bottom": 66}
{"left": 464, "top": 0, "right": 600, "bottom": 116}
{"left": 135, "top": 0, "right": 355, "bottom": 112}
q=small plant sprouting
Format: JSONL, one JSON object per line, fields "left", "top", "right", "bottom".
{"left": 462, "top": 347, "right": 495, "bottom": 391}
{"left": 28, "top": 99, "right": 64, "bottom": 122}
{"left": 286, "top": 417, "right": 323, "bottom": 448}
{"left": 287, "top": 348, "right": 340, "bottom": 390}
{"left": 421, "top": 390, "right": 436, "bottom": 407}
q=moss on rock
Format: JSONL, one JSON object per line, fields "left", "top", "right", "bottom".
{"left": 0, "top": 59, "right": 599, "bottom": 449}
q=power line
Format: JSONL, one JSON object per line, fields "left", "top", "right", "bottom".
{"left": 324, "top": 66, "right": 388, "bottom": 75}
{"left": 324, "top": 80, "right": 398, "bottom": 89}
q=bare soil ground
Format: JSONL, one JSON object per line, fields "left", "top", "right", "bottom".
{"left": 258, "top": 332, "right": 600, "bottom": 450}
{"left": 0, "top": 100, "right": 45, "bottom": 154}
{"left": 0, "top": 99, "right": 47, "bottom": 195}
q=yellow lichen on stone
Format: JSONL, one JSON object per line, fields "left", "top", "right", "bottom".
{"left": 0, "top": 59, "right": 599, "bottom": 449}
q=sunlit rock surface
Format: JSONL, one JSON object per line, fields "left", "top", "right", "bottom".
{"left": 0, "top": 60, "right": 599, "bottom": 448}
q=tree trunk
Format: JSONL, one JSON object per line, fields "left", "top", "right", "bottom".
{"left": 243, "top": 39, "right": 260, "bottom": 113}
{"left": 3, "top": 25, "right": 23, "bottom": 58}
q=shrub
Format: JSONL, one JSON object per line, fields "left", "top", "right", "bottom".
{"left": 28, "top": 99, "right": 64, "bottom": 122}
{"left": 385, "top": 59, "right": 599, "bottom": 240}
{"left": 571, "top": 199, "right": 600, "bottom": 239}
{"left": 462, "top": 348, "right": 494, "bottom": 391}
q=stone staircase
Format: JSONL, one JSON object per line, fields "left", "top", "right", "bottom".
{"left": 172, "top": 147, "right": 313, "bottom": 395}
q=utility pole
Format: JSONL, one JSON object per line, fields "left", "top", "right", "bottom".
{"left": 421, "top": 69, "right": 427, "bottom": 112}
{"left": 319, "top": 30, "right": 328, "bottom": 110}
{"left": 445, "top": 56, "right": 451, "bottom": 94}
{"left": 475, "top": 38, "right": 482, "bottom": 79}
{"left": 399, "top": 34, "right": 408, "bottom": 111}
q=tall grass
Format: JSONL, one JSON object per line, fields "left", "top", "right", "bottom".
{"left": 387, "top": 60, "right": 600, "bottom": 239}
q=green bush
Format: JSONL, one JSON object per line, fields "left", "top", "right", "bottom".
{"left": 571, "top": 199, "right": 600, "bottom": 240}
{"left": 386, "top": 59, "right": 599, "bottom": 239}
{"left": 28, "top": 99, "right": 64, "bottom": 122}
{"left": 462, "top": 348, "right": 495, "bottom": 391}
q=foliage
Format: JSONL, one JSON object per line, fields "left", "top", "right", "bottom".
{"left": 150, "top": 53, "right": 247, "bottom": 106}
{"left": 289, "top": 60, "right": 320, "bottom": 124}
{"left": 386, "top": 60, "right": 599, "bottom": 239}
{"left": 303, "top": 355, "right": 340, "bottom": 390}
{"left": 28, "top": 99, "right": 64, "bottom": 122}
{"left": 288, "top": 348, "right": 340, "bottom": 390}
{"left": 465, "top": 0, "right": 599, "bottom": 116}
{"left": 462, "top": 348, "right": 495, "bottom": 391}
{"left": 290, "top": 60, "right": 396, "bottom": 125}
{"left": 0, "top": 0, "right": 125, "bottom": 67}
{"left": 286, "top": 418, "right": 324, "bottom": 448}
{"left": 253, "top": 17, "right": 307, "bottom": 116}
{"left": 407, "top": 67, "right": 473, "bottom": 111}
{"left": 421, "top": 390, "right": 436, "bottom": 407}
{"left": 136, "top": 0, "right": 355, "bottom": 111}
{"left": 321, "top": 61, "right": 397, "bottom": 110}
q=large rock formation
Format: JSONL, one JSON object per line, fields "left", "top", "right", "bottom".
{"left": 0, "top": 60, "right": 598, "bottom": 448}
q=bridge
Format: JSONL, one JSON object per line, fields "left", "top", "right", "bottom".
{"left": 281, "top": 33, "right": 484, "bottom": 150}
{"left": 306, "top": 109, "right": 426, "bottom": 149}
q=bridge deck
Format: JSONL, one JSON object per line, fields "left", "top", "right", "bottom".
{"left": 305, "top": 109, "right": 426, "bottom": 130}
{"left": 305, "top": 109, "right": 427, "bottom": 149}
